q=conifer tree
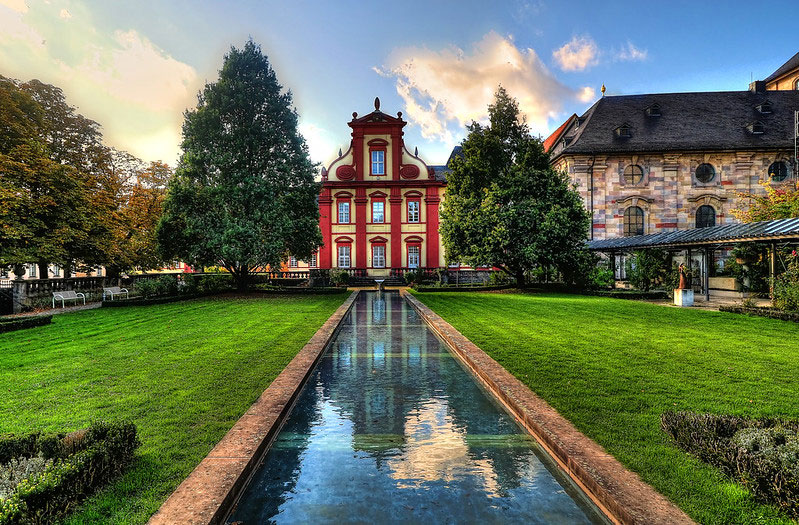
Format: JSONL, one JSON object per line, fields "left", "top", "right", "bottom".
{"left": 157, "top": 41, "right": 322, "bottom": 289}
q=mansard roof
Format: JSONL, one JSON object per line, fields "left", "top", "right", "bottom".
{"left": 428, "top": 146, "right": 463, "bottom": 182}
{"left": 764, "top": 52, "right": 799, "bottom": 83}
{"left": 551, "top": 89, "right": 799, "bottom": 159}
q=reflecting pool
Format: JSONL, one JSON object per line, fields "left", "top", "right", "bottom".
{"left": 228, "top": 292, "right": 606, "bottom": 524}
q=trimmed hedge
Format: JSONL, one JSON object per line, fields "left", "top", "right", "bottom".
{"left": 588, "top": 289, "right": 670, "bottom": 300}
{"left": 102, "top": 293, "right": 208, "bottom": 307}
{"left": 0, "top": 316, "right": 52, "bottom": 334}
{"left": 719, "top": 305, "right": 799, "bottom": 323}
{"left": 662, "top": 411, "right": 799, "bottom": 518}
{"left": 412, "top": 284, "right": 516, "bottom": 292}
{"left": 0, "top": 421, "right": 139, "bottom": 525}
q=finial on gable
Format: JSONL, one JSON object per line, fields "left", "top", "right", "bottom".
{"left": 414, "top": 146, "right": 418, "bottom": 156}
{"left": 338, "top": 148, "right": 342, "bottom": 157}
{"left": 374, "top": 97, "right": 380, "bottom": 111}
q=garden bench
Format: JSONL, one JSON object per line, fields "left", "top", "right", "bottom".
{"left": 52, "top": 290, "right": 86, "bottom": 308}
{"left": 103, "top": 286, "right": 129, "bottom": 301}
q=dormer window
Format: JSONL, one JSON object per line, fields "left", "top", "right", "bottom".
{"left": 747, "top": 121, "right": 766, "bottom": 135}
{"left": 645, "top": 104, "right": 661, "bottom": 117}
{"left": 614, "top": 125, "right": 632, "bottom": 138}
{"left": 755, "top": 101, "right": 773, "bottom": 114}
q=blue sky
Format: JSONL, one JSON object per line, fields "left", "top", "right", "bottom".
{"left": 1, "top": 0, "right": 797, "bottom": 166}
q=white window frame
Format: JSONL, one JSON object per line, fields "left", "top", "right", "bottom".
{"left": 28, "top": 265, "right": 36, "bottom": 277}
{"left": 338, "top": 245, "right": 351, "bottom": 268}
{"left": 338, "top": 201, "right": 350, "bottom": 224}
{"left": 52, "top": 265, "right": 60, "bottom": 277}
{"left": 371, "top": 150, "right": 385, "bottom": 175}
{"left": 372, "top": 245, "right": 386, "bottom": 268}
{"left": 407, "top": 200, "right": 420, "bottom": 223}
{"left": 372, "top": 201, "right": 384, "bottom": 223}
{"left": 289, "top": 256, "right": 298, "bottom": 268}
{"left": 310, "top": 253, "right": 317, "bottom": 268}
{"left": 407, "top": 246, "right": 420, "bottom": 268}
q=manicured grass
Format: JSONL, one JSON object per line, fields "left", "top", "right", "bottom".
{"left": 413, "top": 291, "right": 799, "bottom": 525}
{"left": 0, "top": 293, "right": 347, "bottom": 524}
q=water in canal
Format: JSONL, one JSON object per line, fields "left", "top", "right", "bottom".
{"left": 228, "top": 292, "right": 606, "bottom": 524}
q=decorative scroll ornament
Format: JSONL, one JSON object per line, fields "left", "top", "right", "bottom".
{"left": 399, "top": 165, "right": 420, "bottom": 179}
{"left": 336, "top": 165, "right": 356, "bottom": 180}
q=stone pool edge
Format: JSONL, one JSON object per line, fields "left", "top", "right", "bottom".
{"left": 148, "top": 291, "right": 359, "bottom": 525}
{"left": 403, "top": 291, "right": 694, "bottom": 525}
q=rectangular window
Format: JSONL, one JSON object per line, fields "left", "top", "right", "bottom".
{"left": 96, "top": 267, "right": 103, "bottom": 277}
{"left": 338, "top": 201, "right": 350, "bottom": 223}
{"left": 52, "top": 265, "right": 60, "bottom": 277}
{"left": 310, "top": 253, "right": 317, "bottom": 268}
{"left": 28, "top": 265, "right": 36, "bottom": 277}
{"left": 289, "top": 256, "right": 298, "bottom": 268}
{"left": 0, "top": 268, "right": 8, "bottom": 278}
{"left": 371, "top": 150, "right": 385, "bottom": 175}
{"left": 372, "top": 245, "right": 386, "bottom": 268}
{"left": 407, "top": 200, "right": 420, "bottom": 223}
{"left": 407, "top": 246, "right": 420, "bottom": 268}
{"left": 338, "top": 245, "right": 351, "bottom": 268}
{"left": 372, "top": 201, "right": 384, "bottom": 223}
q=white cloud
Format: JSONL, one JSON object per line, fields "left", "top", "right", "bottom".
{"left": 376, "top": 32, "right": 594, "bottom": 143}
{"left": 552, "top": 36, "right": 599, "bottom": 72}
{"left": 616, "top": 41, "right": 648, "bottom": 62}
{"left": 0, "top": 0, "right": 28, "bottom": 13}
{"left": 0, "top": 2, "right": 200, "bottom": 164}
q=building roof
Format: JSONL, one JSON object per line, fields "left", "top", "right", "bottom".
{"left": 551, "top": 90, "right": 799, "bottom": 159}
{"left": 543, "top": 114, "right": 577, "bottom": 153}
{"left": 429, "top": 146, "right": 463, "bottom": 182}
{"left": 586, "top": 217, "right": 799, "bottom": 251}
{"left": 764, "top": 52, "right": 799, "bottom": 83}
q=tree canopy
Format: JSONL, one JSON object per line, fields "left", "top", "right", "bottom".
{"left": 440, "top": 87, "right": 592, "bottom": 285}
{"left": 157, "top": 40, "right": 321, "bottom": 289}
{"left": 733, "top": 180, "right": 799, "bottom": 223}
{"left": 0, "top": 75, "right": 170, "bottom": 277}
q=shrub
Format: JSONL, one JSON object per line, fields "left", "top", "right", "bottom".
{"left": 0, "top": 421, "right": 139, "bottom": 525}
{"left": 774, "top": 251, "right": 799, "bottom": 312}
{"left": 488, "top": 271, "right": 512, "bottom": 286}
{"left": 134, "top": 275, "right": 179, "bottom": 298}
{"left": 625, "top": 249, "right": 670, "bottom": 291}
{"left": 404, "top": 268, "right": 424, "bottom": 285}
{"left": 0, "top": 316, "right": 52, "bottom": 334}
{"left": 662, "top": 411, "right": 799, "bottom": 517}
{"left": 329, "top": 269, "right": 350, "bottom": 287}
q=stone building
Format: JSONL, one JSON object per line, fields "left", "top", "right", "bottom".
{"left": 547, "top": 54, "right": 799, "bottom": 242}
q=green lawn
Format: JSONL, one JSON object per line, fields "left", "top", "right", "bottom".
{"left": 0, "top": 293, "right": 346, "bottom": 524}
{"left": 413, "top": 291, "right": 799, "bottom": 525}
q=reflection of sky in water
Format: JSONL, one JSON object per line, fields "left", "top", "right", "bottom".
{"left": 228, "top": 292, "right": 606, "bottom": 525}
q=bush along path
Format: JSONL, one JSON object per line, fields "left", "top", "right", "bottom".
{"left": 0, "top": 421, "right": 140, "bottom": 525}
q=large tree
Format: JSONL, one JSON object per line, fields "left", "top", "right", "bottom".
{"left": 440, "top": 87, "right": 591, "bottom": 286}
{"left": 157, "top": 40, "right": 322, "bottom": 289}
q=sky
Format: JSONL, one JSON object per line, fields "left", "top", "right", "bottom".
{"left": 1, "top": 0, "right": 797, "bottom": 167}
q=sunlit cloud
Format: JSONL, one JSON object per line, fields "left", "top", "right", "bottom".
{"left": 552, "top": 35, "right": 599, "bottom": 72}
{"left": 298, "top": 119, "right": 338, "bottom": 165}
{"left": 0, "top": 0, "right": 28, "bottom": 13}
{"left": 616, "top": 41, "right": 648, "bottom": 62}
{"left": 375, "top": 31, "right": 595, "bottom": 143}
{"left": 0, "top": 0, "right": 200, "bottom": 164}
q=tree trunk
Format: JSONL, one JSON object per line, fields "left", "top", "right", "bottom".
{"left": 515, "top": 269, "right": 526, "bottom": 288}
{"left": 38, "top": 261, "right": 49, "bottom": 279}
{"left": 63, "top": 260, "right": 73, "bottom": 278}
{"left": 235, "top": 266, "right": 249, "bottom": 291}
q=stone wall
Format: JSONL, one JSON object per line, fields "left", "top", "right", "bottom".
{"left": 555, "top": 149, "right": 796, "bottom": 240}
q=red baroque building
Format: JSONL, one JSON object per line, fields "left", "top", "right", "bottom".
{"left": 316, "top": 99, "right": 448, "bottom": 277}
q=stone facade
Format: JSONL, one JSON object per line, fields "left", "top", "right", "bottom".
{"left": 553, "top": 150, "right": 796, "bottom": 240}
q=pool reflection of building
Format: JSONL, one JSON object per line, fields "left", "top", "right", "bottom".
{"left": 228, "top": 292, "right": 601, "bottom": 524}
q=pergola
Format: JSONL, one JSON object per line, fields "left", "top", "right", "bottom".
{"left": 586, "top": 218, "right": 799, "bottom": 300}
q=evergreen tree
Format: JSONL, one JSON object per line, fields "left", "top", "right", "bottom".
{"left": 157, "top": 41, "right": 322, "bottom": 289}
{"left": 440, "top": 87, "right": 591, "bottom": 286}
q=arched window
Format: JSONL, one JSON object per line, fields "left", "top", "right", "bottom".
{"left": 794, "top": 78, "right": 799, "bottom": 90}
{"left": 696, "top": 205, "right": 716, "bottom": 228}
{"left": 769, "top": 161, "right": 789, "bottom": 182}
{"left": 695, "top": 163, "right": 716, "bottom": 183}
{"left": 623, "top": 164, "right": 644, "bottom": 185}
{"left": 623, "top": 206, "right": 644, "bottom": 236}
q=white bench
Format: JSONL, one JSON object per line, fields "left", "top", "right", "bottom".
{"left": 103, "top": 286, "right": 129, "bottom": 301}
{"left": 52, "top": 290, "right": 86, "bottom": 308}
